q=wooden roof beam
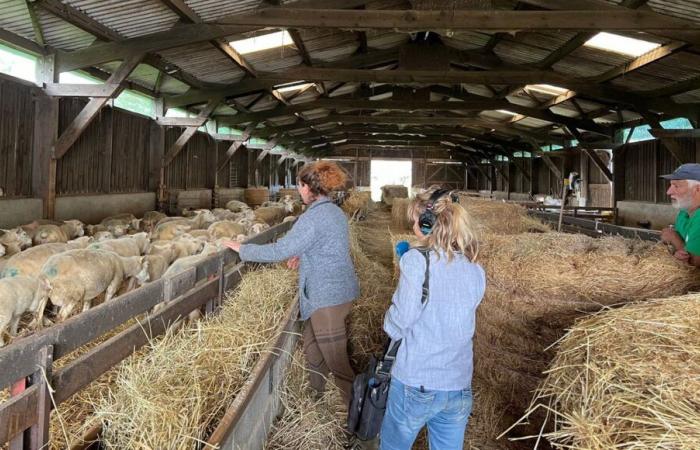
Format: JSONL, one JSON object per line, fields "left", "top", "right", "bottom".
{"left": 54, "top": 54, "right": 144, "bottom": 159}
{"left": 163, "top": 96, "right": 223, "bottom": 166}
{"left": 217, "top": 9, "right": 700, "bottom": 35}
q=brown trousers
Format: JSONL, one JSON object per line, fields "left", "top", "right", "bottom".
{"left": 303, "top": 302, "right": 355, "bottom": 404}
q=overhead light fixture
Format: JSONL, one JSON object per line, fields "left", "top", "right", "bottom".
{"left": 584, "top": 32, "right": 660, "bottom": 57}
{"left": 496, "top": 109, "right": 518, "bottom": 116}
{"left": 525, "top": 84, "right": 568, "bottom": 96}
{"left": 229, "top": 30, "right": 294, "bottom": 55}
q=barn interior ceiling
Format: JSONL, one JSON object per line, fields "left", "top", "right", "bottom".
{"left": 1, "top": 0, "right": 699, "bottom": 164}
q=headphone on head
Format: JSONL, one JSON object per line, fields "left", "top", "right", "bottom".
{"left": 418, "top": 189, "right": 457, "bottom": 235}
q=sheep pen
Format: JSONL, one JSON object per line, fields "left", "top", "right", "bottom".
{"left": 92, "top": 267, "right": 297, "bottom": 450}
{"left": 512, "top": 294, "right": 700, "bottom": 449}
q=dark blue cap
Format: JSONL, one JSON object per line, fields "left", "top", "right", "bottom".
{"left": 660, "top": 163, "right": 700, "bottom": 181}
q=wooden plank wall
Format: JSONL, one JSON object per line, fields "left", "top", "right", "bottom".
{"left": 0, "top": 78, "right": 34, "bottom": 197}
{"left": 57, "top": 99, "right": 149, "bottom": 195}
{"left": 617, "top": 137, "right": 699, "bottom": 204}
{"left": 164, "top": 128, "right": 216, "bottom": 190}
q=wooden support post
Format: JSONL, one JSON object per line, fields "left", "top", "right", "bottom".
{"left": 101, "top": 108, "right": 113, "bottom": 193}
{"left": 540, "top": 153, "right": 563, "bottom": 180}
{"left": 53, "top": 54, "right": 144, "bottom": 159}
{"left": 32, "top": 54, "right": 58, "bottom": 219}
{"left": 150, "top": 99, "right": 166, "bottom": 209}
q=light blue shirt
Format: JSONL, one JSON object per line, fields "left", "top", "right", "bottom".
{"left": 239, "top": 196, "right": 360, "bottom": 320}
{"left": 384, "top": 248, "right": 486, "bottom": 391}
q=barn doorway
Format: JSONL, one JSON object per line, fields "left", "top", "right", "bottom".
{"left": 370, "top": 159, "right": 412, "bottom": 202}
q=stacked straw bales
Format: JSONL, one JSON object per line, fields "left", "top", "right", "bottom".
{"left": 474, "top": 232, "right": 699, "bottom": 443}
{"left": 457, "top": 194, "right": 550, "bottom": 234}
{"left": 380, "top": 185, "right": 408, "bottom": 206}
{"left": 519, "top": 294, "right": 700, "bottom": 449}
{"left": 341, "top": 190, "right": 372, "bottom": 218}
{"left": 390, "top": 198, "right": 412, "bottom": 231}
{"left": 94, "top": 268, "right": 296, "bottom": 449}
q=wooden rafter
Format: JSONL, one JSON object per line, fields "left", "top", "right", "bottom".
{"left": 54, "top": 54, "right": 144, "bottom": 159}
{"left": 216, "top": 9, "right": 699, "bottom": 34}
{"left": 163, "top": 96, "right": 223, "bottom": 165}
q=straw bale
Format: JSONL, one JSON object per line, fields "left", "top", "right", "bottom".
{"left": 341, "top": 190, "right": 372, "bottom": 217}
{"left": 516, "top": 294, "right": 700, "bottom": 449}
{"left": 479, "top": 232, "right": 698, "bottom": 304}
{"left": 95, "top": 268, "right": 296, "bottom": 450}
{"left": 391, "top": 198, "right": 413, "bottom": 231}
{"left": 457, "top": 195, "right": 550, "bottom": 234}
{"left": 381, "top": 185, "right": 408, "bottom": 206}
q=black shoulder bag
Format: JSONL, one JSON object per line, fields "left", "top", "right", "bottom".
{"left": 347, "top": 248, "right": 430, "bottom": 441}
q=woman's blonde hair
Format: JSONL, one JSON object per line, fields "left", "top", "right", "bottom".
{"left": 408, "top": 186, "right": 479, "bottom": 262}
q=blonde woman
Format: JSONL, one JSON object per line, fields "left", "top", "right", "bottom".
{"left": 380, "top": 187, "right": 485, "bottom": 450}
{"left": 223, "top": 161, "right": 359, "bottom": 404}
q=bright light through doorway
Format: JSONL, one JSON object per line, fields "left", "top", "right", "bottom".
{"left": 370, "top": 160, "right": 412, "bottom": 202}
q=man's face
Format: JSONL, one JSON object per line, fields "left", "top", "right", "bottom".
{"left": 668, "top": 180, "right": 694, "bottom": 209}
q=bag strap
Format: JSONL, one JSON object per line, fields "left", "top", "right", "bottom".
{"left": 378, "top": 249, "right": 431, "bottom": 375}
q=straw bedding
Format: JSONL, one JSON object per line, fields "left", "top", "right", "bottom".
{"left": 94, "top": 268, "right": 297, "bottom": 450}
{"left": 265, "top": 349, "right": 347, "bottom": 450}
{"left": 517, "top": 294, "right": 700, "bottom": 449}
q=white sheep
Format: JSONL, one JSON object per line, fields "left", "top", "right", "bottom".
{"left": 0, "top": 276, "right": 42, "bottom": 347}
{"left": 36, "top": 249, "right": 150, "bottom": 322}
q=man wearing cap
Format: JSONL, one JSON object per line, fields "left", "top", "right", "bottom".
{"left": 660, "top": 163, "right": 700, "bottom": 266}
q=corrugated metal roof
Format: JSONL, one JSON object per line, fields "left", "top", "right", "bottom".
{"left": 441, "top": 32, "right": 493, "bottom": 50}
{"left": 158, "top": 76, "right": 191, "bottom": 95}
{"left": 65, "top": 0, "right": 180, "bottom": 39}
{"left": 299, "top": 29, "right": 359, "bottom": 63}
{"left": 185, "top": 0, "right": 262, "bottom": 21}
{"left": 0, "top": 0, "right": 35, "bottom": 43}
{"left": 33, "top": 7, "right": 96, "bottom": 50}
{"left": 673, "top": 87, "right": 700, "bottom": 103}
{"left": 602, "top": 0, "right": 700, "bottom": 25}
{"left": 158, "top": 43, "right": 246, "bottom": 84}
{"left": 366, "top": 31, "right": 409, "bottom": 50}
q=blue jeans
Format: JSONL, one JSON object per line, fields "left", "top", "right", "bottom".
{"left": 379, "top": 378, "right": 472, "bottom": 450}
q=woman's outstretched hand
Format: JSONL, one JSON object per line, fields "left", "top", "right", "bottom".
{"left": 222, "top": 240, "right": 242, "bottom": 253}
{"left": 287, "top": 256, "right": 300, "bottom": 270}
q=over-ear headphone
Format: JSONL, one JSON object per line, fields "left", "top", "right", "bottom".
{"left": 418, "top": 189, "right": 456, "bottom": 235}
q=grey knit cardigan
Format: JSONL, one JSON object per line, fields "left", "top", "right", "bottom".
{"left": 239, "top": 196, "right": 360, "bottom": 320}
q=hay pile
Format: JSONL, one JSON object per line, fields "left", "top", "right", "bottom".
{"left": 458, "top": 194, "right": 550, "bottom": 234}
{"left": 94, "top": 268, "right": 296, "bottom": 449}
{"left": 473, "top": 232, "right": 700, "bottom": 444}
{"left": 381, "top": 185, "right": 408, "bottom": 206}
{"left": 341, "top": 190, "right": 372, "bottom": 217}
{"left": 517, "top": 294, "right": 700, "bottom": 449}
{"left": 391, "top": 198, "right": 412, "bottom": 231}
{"left": 266, "top": 349, "right": 347, "bottom": 450}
